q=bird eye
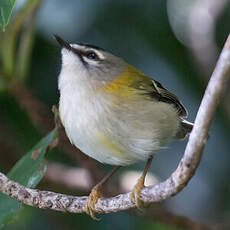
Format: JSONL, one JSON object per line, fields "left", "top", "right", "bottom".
{"left": 86, "top": 52, "right": 98, "bottom": 60}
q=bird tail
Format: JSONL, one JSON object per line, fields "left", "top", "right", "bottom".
{"left": 174, "top": 119, "right": 194, "bottom": 139}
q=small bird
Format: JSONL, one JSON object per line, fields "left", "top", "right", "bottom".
{"left": 55, "top": 35, "right": 193, "bottom": 219}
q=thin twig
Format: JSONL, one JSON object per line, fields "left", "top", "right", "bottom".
{"left": 1, "top": 34, "right": 230, "bottom": 217}
{"left": 188, "top": 0, "right": 228, "bottom": 76}
{"left": 187, "top": 0, "right": 230, "bottom": 131}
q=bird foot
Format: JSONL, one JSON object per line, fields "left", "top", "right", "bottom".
{"left": 86, "top": 185, "right": 102, "bottom": 220}
{"left": 131, "top": 176, "right": 145, "bottom": 210}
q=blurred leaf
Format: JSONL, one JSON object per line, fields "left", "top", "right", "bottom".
{"left": 0, "top": 76, "right": 6, "bottom": 91}
{"left": 15, "top": 12, "right": 37, "bottom": 80}
{"left": 0, "top": 128, "right": 57, "bottom": 229}
{"left": 0, "top": 0, "right": 42, "bottom": 76}
{"left": 0, "top": 0, "right": 16, "bottom": 31}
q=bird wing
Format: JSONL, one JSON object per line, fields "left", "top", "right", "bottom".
{"left": 133, "top": 76, "right": 188, "bottom": 118}
{"left": 122, "top": 65, "right": 188, "bottom": 118}
{"left": 150, "top": 79, "right": 188, "bottom": 117}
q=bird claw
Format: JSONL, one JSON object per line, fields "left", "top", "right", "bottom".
{"left": 86, "top": 185, "right": 102, "bottom": 220}
{"left": 131, "top": 176, "right": 145, "bottom": 210}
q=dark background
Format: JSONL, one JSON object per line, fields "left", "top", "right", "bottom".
{"left": 1, "top": 0, "right": 230, "bottom": 229}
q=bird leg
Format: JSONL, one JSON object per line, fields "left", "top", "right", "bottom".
{"left": 86, "top": 166, "right": 121, "bottom": 220}
{"left": 131, "top": 156, "right": 153, "bottom": 209}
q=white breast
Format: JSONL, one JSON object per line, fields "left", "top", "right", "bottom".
{"left": 58, "top": 67, "right": 134, "bottom": 165}
{"left": 59, "top": 81, "right": 180, "bottom": 166}
{"left": 58, "top": 55, "right": 180, "bottom": 166}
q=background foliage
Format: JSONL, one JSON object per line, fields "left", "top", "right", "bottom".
{"left": 0, "top": 0, "right": 230, "bottom": 229}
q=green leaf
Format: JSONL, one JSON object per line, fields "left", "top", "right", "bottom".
{"left": 0, "top": 0, "right": 16, "bottom": 31}
{"left": 0, "top": 128, "right": 57, "bottom": 228}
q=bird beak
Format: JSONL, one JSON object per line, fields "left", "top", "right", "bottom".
{"left": 54, "top": 35, "right": 72, "bottom": 50}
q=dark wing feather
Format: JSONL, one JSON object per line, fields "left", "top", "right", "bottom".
{"left": 151, "top": 80, "right": 188, "bottom": 117}
{"left": 129, "top": 70, "right": 188, "bottom": 118}
{"left": 131, "top": 73, "right": 193, "bottom": 138}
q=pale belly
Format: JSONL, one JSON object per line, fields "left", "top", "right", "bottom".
{"left": 59, "top": 92, "right": 180, "bottom": 166}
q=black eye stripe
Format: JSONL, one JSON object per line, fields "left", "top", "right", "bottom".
{"left": 70, "top": 47, "right": 101, "bottom": 65}
{"left": 70, "top": 48, "right": 88, "bottom": 66}
{"left": 84, "top": 51, "right": 100, "bottom": 61}
{"left": 86, "top": 52, "right": 97, "bottom": 60}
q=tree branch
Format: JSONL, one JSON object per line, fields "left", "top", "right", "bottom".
{"left": 1, "top": 34, "right": 230, "bottom": 216}
{"left": 188, "top": 0, "right": 228, "bottom": 76}
{"left": 187, "top": 0, "right": 230, "bottom": 131}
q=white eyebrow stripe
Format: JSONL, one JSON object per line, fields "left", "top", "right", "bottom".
{"left": 70, "top": 43, "right": 105, "bottom": 60}
{"left": 70, "top": 44, "right": 81, "bottom": 49}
